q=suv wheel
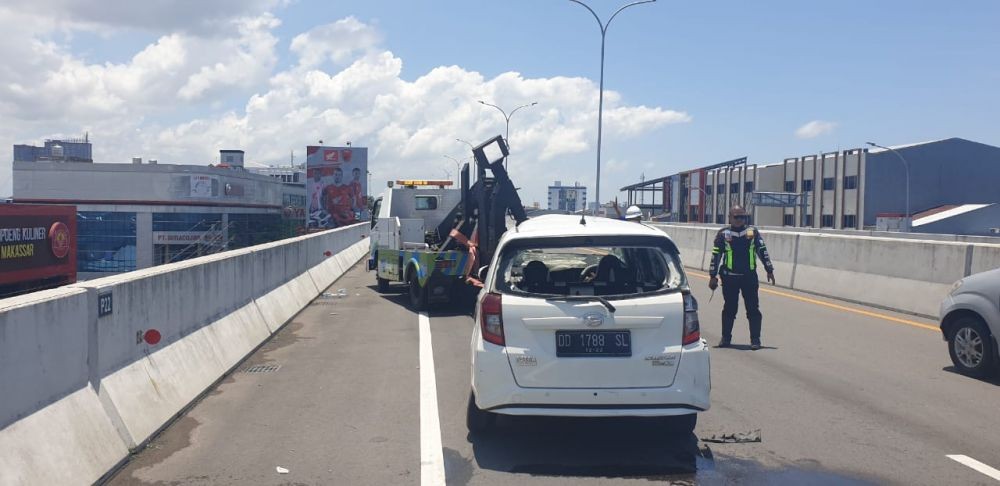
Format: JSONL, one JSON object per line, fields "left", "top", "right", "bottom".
{"left": 466, "top": 392, "right": 496, "bottom": 434}
{"left": 948, "top": 316, "right": 997, "bottom": 378}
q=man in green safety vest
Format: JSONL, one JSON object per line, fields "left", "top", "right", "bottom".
{"left": 708, "top": 206, "right": 776, "bottom": 350}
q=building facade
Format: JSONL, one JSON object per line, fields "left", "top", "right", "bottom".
{"left": 623, "top": 138, "right": 1000, "bottom": 233}
{"left": 14, "top": 136, "right": 93, "bottom": 163}
{"left": 547, "top": 181, "right": 588, "bottom": 213}
{"left": 13, "top": 160, "right": 307, "bottom": 279}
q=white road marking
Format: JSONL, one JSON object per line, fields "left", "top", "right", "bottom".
{"left": 947, "top": 455, "right": 1000, "bottom": 482}
{"left": 419, "top": 312, "right": 446, "bottom": 486}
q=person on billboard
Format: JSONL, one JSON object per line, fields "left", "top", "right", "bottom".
{"left": 350, "top": 167, "right": 365, "bottom": 216}
{"left": 323, "top": 168, "right": 357, "bottom": 227}
{"left": 308, "top": 169, "right": 323, "bottom": 213}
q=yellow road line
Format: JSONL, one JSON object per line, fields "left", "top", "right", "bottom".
{"left": 688, "top": 271, "right": 940, "bottom": 332}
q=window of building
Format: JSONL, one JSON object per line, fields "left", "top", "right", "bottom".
{"left": 716, "top": 214, "right": 725, "bottom": 224}
{"left": 842, "top": 214, "right": 857, "bottom": 228}
{"left": 730, "top": 182, "right": 740, "bottom": 194}
{"left": 229, "top": 213, "right": 284, "bottom": 249}
{"left": 784, "top": 180, "right": 796, "bottom": 192}
{"left": 804, "top": 214, "right": 814, "bottom": 226}
{"left": 802, "top": 179, "right": 814, "bottom": 192}
{"left": 744, "top": 181, "right": 754, "bottom": 193}
{"left": 283, "top": 194, "right": 307, "bottom": 208}
{"left": 821, "top": 214, "right": 835, "bottom": 228}
{"left": 705, "top": 185, "right": 713, "bottom": 195}
{"left": 783, "top": 214, "right": 794, "bottom": 226}
{"left": 415, "top": 195, "right": 438, "bottom": 210}
{"left": 844, "top": 175, "right": 858, "bottom": 190}
{"left": 822, "top": 177, "right": 835, "bottom": 191}
{"left": 152, "top": 212, "right": 223, "bottom": 232}
{"left": 77, "top": 212, "right": 137, "bottom": 273}
{"left": 717, "top": 184, "right": 725, "bottom": 195}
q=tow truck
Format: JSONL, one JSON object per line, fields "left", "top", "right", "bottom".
{"left": 368, "top": 135, "right": 528, "bottom": 310}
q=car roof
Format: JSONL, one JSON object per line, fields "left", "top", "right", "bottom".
{"left": 502, "top": 214, "right": 673, "bottom": 242}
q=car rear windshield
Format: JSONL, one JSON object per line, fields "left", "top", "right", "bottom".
{"left": 495, "top": 236, "right": 686, "bottom": 298}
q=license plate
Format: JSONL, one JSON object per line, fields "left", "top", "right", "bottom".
{"left": 556, "top": 330, "right": 631, "bottom": 357}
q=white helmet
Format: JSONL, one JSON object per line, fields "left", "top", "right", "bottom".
{"left": 625, "top": 205, "right": 642, "bottom": 221}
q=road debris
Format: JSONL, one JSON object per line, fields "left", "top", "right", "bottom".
{"left": 276, "top": 466, "right": 289, "bottom": 474}
{"left": 702, "top": 429, "right": 761, "bottom": 444}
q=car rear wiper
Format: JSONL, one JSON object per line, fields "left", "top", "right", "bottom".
{"left": 545, "top": 295, "right": 616, "bottom": 313}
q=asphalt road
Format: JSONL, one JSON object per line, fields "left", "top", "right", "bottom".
{"left": 107, "top": 261, "right": 1000, "bottom": 485}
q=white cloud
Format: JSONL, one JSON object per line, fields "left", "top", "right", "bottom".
{"left": 290, "top": 17, "right": 381, "bottom": 68}
{"left": 795, "top": 120, "right": 837, "bottom": 139}
{"left": 0, "top": 15, "right": 691, "bottom": 203}
{"left": 0, "top": 0, "right": 282, "bottom": 34}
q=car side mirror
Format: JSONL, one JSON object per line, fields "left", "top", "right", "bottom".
{"left": 478, "top": 265, "right": 490, "bottom": 283}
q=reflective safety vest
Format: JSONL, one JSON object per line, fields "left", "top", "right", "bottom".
{"left": 714, "top": 228, "right": 758, "bottom": 273}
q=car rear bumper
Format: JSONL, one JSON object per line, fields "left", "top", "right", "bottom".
{"left": 472, "top": 339, "right": 711, "bottom": 417}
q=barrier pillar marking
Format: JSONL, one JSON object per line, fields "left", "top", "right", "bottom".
{"left": 790, "top": 234, "right": 800, "bottom": 289}
{"left": 964, "top": 244, "right": 974, "bottom": 277}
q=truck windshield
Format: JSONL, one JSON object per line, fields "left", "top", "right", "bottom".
{"left": 495, "top": 240, "right": 685, "bottom": 298}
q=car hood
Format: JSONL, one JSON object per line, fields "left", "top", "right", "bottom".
{"left": 956, "top": 267, "right": 1000, "bottom": 300}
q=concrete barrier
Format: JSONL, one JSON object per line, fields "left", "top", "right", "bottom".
{"left": 0, "top": 223, "right": 369, "bottom": 486}
{"left": 654, "top": 223, "right": 1000, "bottom": 318}
{"left": 0, "top": 288, "right": 129, "bottom": 486}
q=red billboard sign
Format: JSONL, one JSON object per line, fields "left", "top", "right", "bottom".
{"left": 0, "top": 205, "right": 77, "bottom": 287}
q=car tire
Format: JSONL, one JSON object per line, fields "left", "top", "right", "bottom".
{"left": 466, "top": 392, "right": 496, "bottom": 434}
{"left": 376, "top": 277, "right": 390, "bottom": 293}
{"left": 408, "top": 271, "right": 428, "bottom": 311}
{"left": 661, "top": 413, "right": 698, "bottom": 435}
{"left": 948, "top": 316, "right": 997, "bottom": 378}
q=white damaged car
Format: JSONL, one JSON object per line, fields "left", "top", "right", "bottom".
{"left": 468, "top": 214, "right": 710, "bottom": 434}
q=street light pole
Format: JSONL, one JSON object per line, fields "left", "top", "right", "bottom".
{"left": 456, "top": 139, "right": 477, "bottom": 183}
{"left": 443, "top": 155, "right": 463, "bottom": 186}
{"left": 477, "top": 100, "right": 537, "bottom": 169}
{"left": 867, "top": 142, "right": 911, "bottom": 231}
{"left": 568, "top": 0, "right": 656, "bottom": 214}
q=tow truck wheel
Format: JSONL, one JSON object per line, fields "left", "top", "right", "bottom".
{"left": 376, "top": 276, "right": 390, "bottom": 293}
{"left": 408, "top": 272, "right": 428, "bottom": 311}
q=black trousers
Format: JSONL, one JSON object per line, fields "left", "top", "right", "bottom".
{"left": 721, "top": 273, "right": 762, "bottom": 341}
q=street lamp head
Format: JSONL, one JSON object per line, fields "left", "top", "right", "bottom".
{"left": 865, "top": 142, "right": 876, "bottom": 147}
{"left": 477, "top": 100, "right": 486, "bottom": 105}
{"left": 530, "top": 102, "right": 538, "bottom": 106}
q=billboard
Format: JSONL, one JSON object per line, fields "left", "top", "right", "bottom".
{"left": 190, "top": 175, "right": 216, "bottom": 198}
{"left": 306, "top": 146, "right": 368, "bottom": 229}
{"left": 0, "top": 204, "right": 77, "bottom": 290}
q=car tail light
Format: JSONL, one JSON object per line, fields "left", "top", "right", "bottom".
{"left": 480, "top": 292, "right": 505, "bottom": 346}
{"left": 682, "top": 293, "right": 701, "bottom": 345}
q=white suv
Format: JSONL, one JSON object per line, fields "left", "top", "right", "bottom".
{"left": 468, "top": 215, "right": 711, "bottom": 434}
{"left": 940, "top": 267, "right": 1000, "bottom": 378}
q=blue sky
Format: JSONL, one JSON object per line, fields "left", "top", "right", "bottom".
{"left": 1, "top": 0, "right": 997, "bottom": 203}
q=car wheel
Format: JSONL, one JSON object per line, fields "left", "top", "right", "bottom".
{"left": 376, "top": 276, "right": 390, "bottom": 293}
{"left": 661, "top": 413, "right": 697, "bottom": 435}
{"left": 466, "top": 392, "right": 496, "bottom": 434}
{"left": 948, "top": 316, "right": 997, "bottom": 378}
{"left": 408, "top": 272, "right": 427, "bottom": 311}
